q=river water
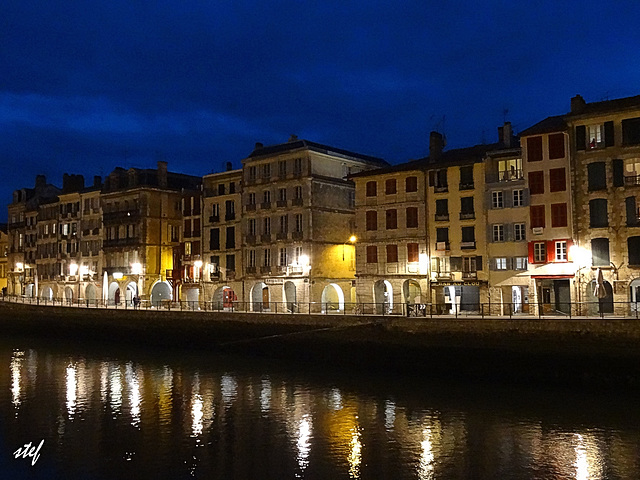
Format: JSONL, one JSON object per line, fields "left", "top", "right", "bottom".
{"left": 1, "top": 335, "right": 639, "bottom": 480}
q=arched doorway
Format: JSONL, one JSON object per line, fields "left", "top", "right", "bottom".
{"left": 150, "top": 281, "right": 172, "bottom": 307}
{"left": 85, "top": 284, "right": 97, "bottom": 306}
{"left": 587, "top": 279, "right": 614, "bottom": 314}
{"left": 25, "top": 284, "right": 35, "bottom": 298}
{"left": 373, "top": 280, "right": 393, "bottom": 314}
{"left": 213, "top": 286, "right": 237, "bottom": 311}
{"left": 185, "top": 288, "right": 199, "bottom": 309}
{"left": 108, "top": 282, "right": 121, "bottom": 306}
{"left": 64, "top": 287, "right": 74, "bottom": 304}
{"left": 41, "top": 286, "right": 53, "bottom": 301}
{"left": 631, "top": 278, "right": 640, "bottom": 313}
{"left": 250, "top": 282, "right": 268, "bottom": 311}
{"left": 321, "top": 283, "right": 344, "bottom": 313}
{"left": 125, "top": 282, "right": 138, "bottom": 307}
{"left": 284, "top": 281, "right": 296, "bottom": 312}
{"left": 402, "top": 280, "right": 422, "bottom": 304}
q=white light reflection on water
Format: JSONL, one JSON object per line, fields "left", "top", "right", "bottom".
{"left": 192, "top": 393, "right": 204, "bottom": 437}
{"left": 10, "top": 350, "right": 24, "bottom": 411}
{"left": 66, "top": 364, "right": 77, "bottom": 418}
{"left": 109, "top": 366, "right": 122, "bottom": 416}
{"left": 99, "top": 362, "right": 109, "bottom": 403}
{"left": 418, "top": 427, "right": 435, "bottom": 480}
{"left": 296, "top": 414, "right": 312, "bottom": 476}
{"left": 158, "top": 366, "right": 173, "bottom": 426}
{"left": 348, "top": 422, "right": 362, "bottom": 479}
{"left": 328, "top": 387, "right": 343, "bottom": 411}
{"left": 384, "top": 400, "right": 396, "bottom": 431}
{"left": 574, "top": 433, "right": 604, "bottom": 480}
{"left": 221, "top": 374, "right": 237, "bottom": 407}
{"left": 260, "top": 377, "right": 271, "bottom": 413}
{"left": 126, "top": 363, "right": 141, "bottom": 428}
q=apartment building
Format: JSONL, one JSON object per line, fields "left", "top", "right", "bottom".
{"left": 0, "top": 224, "right": 7, "bottom": 293}
{"left": 241, "top": 136, "right": 387, "bottom": 312}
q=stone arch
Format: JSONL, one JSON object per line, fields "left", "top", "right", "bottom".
{"left": 213, "top": 286, "right": 237, "bottom": 310}
{"left": 108, "top": 282, "right": 121, "bottom": 306}
{"left": 185, "top": 288, "right": 199, "bottom": 309}
{"left": 631, "top": 278, "right": 640, "bottom": 312}
{"left": 284, "top": 281, "right": 297, "bottom": 312}
{"left": 586, "top": 279, "right": 614, "bottom": 314}
{"left": 64, "top": 286, "right": 74, "bottom": 304}
{"left": 85, "top": 284, "right": 97, "bottom": 305}
{"left": 41, "top": 286, "right": 54, "bottom": 301}
{"left": 373, "top": 280, "right": 393, "bottom": 314}
{"left": 402, "top": 279, "right": 422, "bottom": 304}
{"left": 321, "top": 283, "right": 345, "bottom": 312}
{"left": 125, "top": 281, "right": 138, "bottom": 307}
{"left": 150, "top": 281, "right": 172, "bottom": 307}
{"left": 25, "top": 283, "right": 35, "bottom": 298}
{"left": 250, "top": 282, "right": 268, "bottom": 311}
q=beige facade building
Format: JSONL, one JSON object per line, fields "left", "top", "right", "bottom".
{"left": 0, "top": 224, "right": 7, "bottom": 293}
{"left": 241, "top": 137, "right": 387, "bottom": 312}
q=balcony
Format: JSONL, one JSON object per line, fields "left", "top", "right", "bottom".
{"left": 225, "top": 212, "right": 236, "bottom": 221}
{"left": 103, "top": 237, "right": 140, "bottom": 248}
{"left": 276, "top": 232, "right": 288, "bottom": 240}
{"left": 459, "top": 212, "right": 475, "bottom": 220}
{"left": 92, "top": 227, "right": 100, "bottom": 235}
{"left": 273, "top": 266, "right": 284, "bottom": 274}
{"left": 103, "top": 266, "right": 133, "bottom": 276}
{"left": 292, "top": 198, "right": 304, "bottom": 207}
{"left": 434, "top": 185, "right": 448, "bottom": 193}
{"left": 462, "top": 271, "right": 477, "bottom": 280}
{"left": 287, "top": 265, "right": 304, "bottom": 275}
{"left": 276, "top": 200, "right": 288, "bottom": 208}
{"left": 246, "top": 266, "right": 257, "bottom": 274}
{"left": 435, "top": 214, "right": 449, "bottom": 222}
{"left": 103, "top": 210, "right": 140, "bottom": 224}
{"left": 435, "top": 242, "right": 450, "bottom": 251}
{"left": 261, "top": 234, "right": 272, "bottom": 243}
{"left": 435, "top": 271, "right": 453, "bottom": 279}
{"left": 209, "top": 215, "right": 220, "bottom": 223}
{"left": 260, "top": 266, "right": 272, "bottom": 274}
{"left": 261, "top": 202, "right": 271, "bottom": 210}
{"left": 246, "top": 235, "right": 256, "bottom": 245}
{"left": 292, "top": 231, "right": 303, "bottom": 241}
{"left": 625, "top": 175, "right": 640, "bottom": 186}
{"left": 459, "top": 182, "right": 474, "bottom": 190}
{"left": 8, "top": 220, "right": 26, "bottom": 230}
{"left": 245, "top": 204, "right": 256, "bottom": 212}
{"left": 460, "top": 241, "right": 476, "bottom": 249}
{"left": 486, "top": 169, "right": 523, "bottom": 183}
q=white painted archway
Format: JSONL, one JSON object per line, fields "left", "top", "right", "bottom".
{"left": 150, "top": 281, "right": 172, "bottom": 307}
{"left": 125, "top": 282, "right": 138, "bottom": 306}
{"left": 373, "top": 280, "right": 393, "bottom": 314}
{"left": 250, "top": 282, "right": 268, "bottom": 311}
{"left": 85, "top": 284, "right": 97, "bottom": 305}
{"left": 41, "top": 286, "right": 53, "bottom": 301}
{"left": 284, "top": 281, "right": 297, "bottom": 312}
{"left": 321, "top": 283, "right": 345, "bottom": 313}
{"left": 402, "top": 280, "right": 422, "bottom": 303}
{"left": 64, "top": 286, "right": 74, "bottom": 304}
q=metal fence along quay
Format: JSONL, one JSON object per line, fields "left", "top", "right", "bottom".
{"left": 2, "top": 294, "right": 640, "bottom": 319}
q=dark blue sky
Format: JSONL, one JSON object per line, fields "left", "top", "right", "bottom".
{"left": 2, "top": 1, "right": 640, "bottom": 221}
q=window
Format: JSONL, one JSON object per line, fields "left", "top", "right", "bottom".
{"left": 217, "top": 184, "right": 225, "bottom": 196}
{"left": 278, "top": 160, "right": 287, "bottom": 177}
{"left": 294, "top": 247, "right": 302, "bottom": 263}
{"left": 492, "top": 191, "right": 504, "bottom": 208}
{"left": 548, "top": 133, "right": 565, "bottom": 159}
{"left": 225, "top": 200, "right": 235, "bottom": 219}
{"left": 366, "top": 181, "right": 377, "bottom": 197}
{"left": 226, "top": 254, "right": 235, "bottom": 272}
{"left": 386, "top": 209, "right": 397, "bottom": 229}
{"left": 622, "top": 117, "right": 640, "bottom": 146}
{"left": 555, "top": 241, "right": 567, "bottom": 261}
{"left": 528, "top": 171, "right": 544, "bottom": 195}
{"left": 209, "top": 228, "right": 220, "bottom": 250}
{"left": 248, "top": 193, "right": 256, "bottom": 205}
{"left": 459, "top": 166, "right": 474, "bottom": 189}
{"left": 295, "top": 214, "right": 303, "bottom": 233}
{"left": 263, "top": 190, "right": 271, "bottom": 204}
{"left": 587, "top": 162, "right": 607, "bottom": 190}
{"left": 262, "top": 163, "right": 271, "bottom": 179}
{"left": 183, "top": 242, "right": 191, "bottom": 256}
{"left": 432, "top": 256, "right": 450, "bottom": 274}
{"left": 549, "top": 168, "right": 566, "bottom": 192}
{"left": 295, "top": 186, "right": 303, "bottom": 199}
{"left": 527, "top": 136, "right": 543, "bottom": 162}
{"left": 514, "top": 223, "right": 526, "bottom": 241}
{"left": 628, "top": 237, "right": 640, "bottom": 265}
{"left": 366, "top": 245, "right": 377, "bottom": 263}
{"left": 513, "top": 189, "right": 524, "bottom": 207}
{"left": 495, "top": 258, "right": 507, "bottom": 270}
{"left": 589, "top": 199, "right": 608, "bottom": 228}
{"left": 279, "top": 247, "right": 287, "bottom": 266}
{"left": 436, "top": 227, "right": 449, "bottom": 244}
{"left": 386, "top": 244, "right": 398, "bottom": 263}
{"left": 385, "top": 179, "right": 396, "bottom": 195}
{"left": 462, "top": 256, "right": 477, "bottom": 273}
{"left": 514, "top": 257, "right": 528, "bottom": 270}
{"left": 279, "top": 215, "right": 288, "bottom": 234}
{"left": 533, "top": 242, "right": 546, "bottom": 263}
{"left": 248, "top": 218, "right": 256, "bottom": 236}
{"left": 248, "top": 166, "right": 257, "bottom": 181}
{"left": 591, "top": 238, "right": 610, "bottom": 267}
{"left": 551, "top": 203, "right": 568, "bottom": 227}
{"left": 366, "top": 211, "right": 377, "bottom": 231}
{"left": 492, "top": 224, "right": 504, "bottom": 242}
{"left": 279, "top": 188, "right": 287, "bottom": 202}
{"left": 577, "top": 123, "right": 613, "bottom": 150}
{"left": 435, "top": 199, "right": 448, "bottom": 219}
{"left": 626, "top": 196, "right": 640, "bottom": 226}
{"left": 460, "top": 197, "right": 474, "bottom": 218}
{"left": 530, "top": 205, "right": 545, "bottom": 228}
{"left": 407, "top": 243, "right": 419, "bottom": 263}
{"left": 263, "top": 249, "right": 271, "bottom": 267}
{"left": 263, "top": 217, "right": 271, "bottom": 235}
{"left": 406, "top": 207, "right": 418, "bottom": 228}
{"left": 431, "top": 169, "right": 448, "bottom": 191}
{"left": 461, "top": 226, "right": 475, "bottom": 247}
{"left": 624, "top": 158, "right": 640, "bottom": 185}
{"left": 248, "top": 250, "right": 256, "bottom": 268}
{"left": 229, "top": 182, "right": 235, "bottom": 194}
{"left": 226, "top": 226, "right": 235, "bottom": 249}
{"left": 294, "top": 158, "right": 303, "bottom": 175}
{"left": 405, "top": 176, "right": 418, "bottom": 192}
{"left": 498, "top": 158, "right": 523, "bottom": 181}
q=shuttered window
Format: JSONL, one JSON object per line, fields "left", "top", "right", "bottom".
{"left": 527, "top": 136, "right": 543, "bottom": 162}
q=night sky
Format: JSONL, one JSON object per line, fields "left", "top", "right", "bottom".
{"left": 2, "top": 1, "right": 639, "bottom": 222}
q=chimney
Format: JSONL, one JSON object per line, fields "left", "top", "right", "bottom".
{"left": 288, "top": 134, "right": 298, "bottom": 142}
{"left": 571, "top": 94, "right": 586, "bottom": 114}
{"left": 254, "top": 142, "right": 264, "bottom": 150}
{"left": 429, "top": 131, "right": 444, "bottom": 160}
{"left": 157, "top": 161, "right": 168, "bottom": 188}
{"left": 502, "top": 122, "right": 512, "bottom": 147}
{"left": 35, "top": 175, "right": 46, "bottom": 190}
{"left": 94, "top": 176, "right": 102, "bottom": 188}
{"left": 226, "top": 162, "right": 233, "bottom": 171}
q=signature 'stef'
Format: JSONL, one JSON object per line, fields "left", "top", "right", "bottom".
{"left": 13, "top": 439, "right": 44, "bottom": 466}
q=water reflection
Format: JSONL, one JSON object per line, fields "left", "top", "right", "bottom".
{"left": 0, "top": 342, "right": 639, "bottom": 479}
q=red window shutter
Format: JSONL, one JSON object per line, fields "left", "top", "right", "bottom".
{"left": 527, "top": 136, "right": 543, "bottom": 162}
{"left": 528, "top": 242, "right": 535, "bottom": 264}
{"left": 547, "top": 241, "right": 556, "bottom": 263}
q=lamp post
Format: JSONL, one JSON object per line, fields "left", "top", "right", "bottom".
{"left": 343, "top": 235, "right": 356, "bottom": 261}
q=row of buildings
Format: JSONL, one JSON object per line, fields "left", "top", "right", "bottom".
{"left": 5, "top": 94, "right": 640, "bottom": 314}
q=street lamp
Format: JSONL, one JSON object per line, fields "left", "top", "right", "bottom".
{"left": 343, "top": 235, "right": 357, "bottom": 261}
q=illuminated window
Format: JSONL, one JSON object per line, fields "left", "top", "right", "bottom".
{"left": 495, "top": 257, "right": 507, "bottom": 270}
{"left": 514, "top": 257, "right": 528, "bottom": 270}
{"left": 185, "top": 242, "right": 192, "bottom": 255}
